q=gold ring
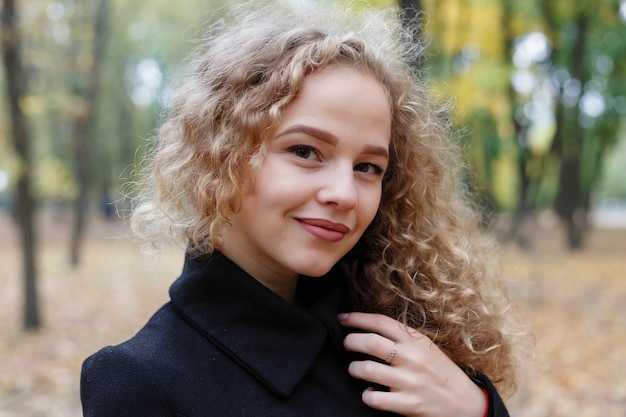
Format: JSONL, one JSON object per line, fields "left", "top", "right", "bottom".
{"left": 385, "top": 343, "right": 397, "bottom": 364}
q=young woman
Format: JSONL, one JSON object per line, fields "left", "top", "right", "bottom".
{"left": 81, "top": 3, "right": 520, "bottom": 416}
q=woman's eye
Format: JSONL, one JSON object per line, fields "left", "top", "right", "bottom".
{"left": 355, "top": 162, "right": 384, "bottom": 176}
{"left": 289, "top": 145, "right": 319, "bottom": 160}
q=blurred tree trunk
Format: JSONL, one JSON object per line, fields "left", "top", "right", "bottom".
{"left": 550, "top": 11, "right": 590, "bottom": 250}
{"left": 1, "top": 0, "right": 40, "bottom": 329}
{"left": 70, "top": 0, "right": 111, "bottom": 266}
{"left": 501, "top": 0, "right": 535, "bottom": 246}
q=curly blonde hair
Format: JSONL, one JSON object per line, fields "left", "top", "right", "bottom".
{"left": 132, "top": 2, "right": 521, "bottom": 397}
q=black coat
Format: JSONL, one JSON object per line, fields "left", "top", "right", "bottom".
{"left": 81, "top": 252, "right": 509, "bottom": 417}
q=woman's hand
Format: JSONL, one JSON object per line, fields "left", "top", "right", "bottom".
{"left": 338, "top": 312, "right": 486, "bottom": 417}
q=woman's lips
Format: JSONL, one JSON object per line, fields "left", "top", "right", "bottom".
{"left": 297, "top": 218, "right": 350, "bottom": 243}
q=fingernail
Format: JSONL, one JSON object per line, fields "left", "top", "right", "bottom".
{"left": 337, "top": 313, "right": 349, "bottom": 322}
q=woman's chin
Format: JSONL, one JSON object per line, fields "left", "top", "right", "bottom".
{"left": 296, "top": 262, "right": 335, "bottom": 278}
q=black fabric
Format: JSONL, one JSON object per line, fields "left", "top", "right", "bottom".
{"left": 472, "top": 373, "right": 510, "bottom": 417}
{"left": 81, "top": 251, "right": 509, "bottom": 416}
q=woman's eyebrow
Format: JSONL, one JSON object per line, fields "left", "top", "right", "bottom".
{"left": 275, "top": 124, "right": 338, "bottom": 146}
{"left": 276, "top": 124, "right": 389, "bottom": 159}
{"left": 362, "top": 144, "right": 389, "bottom": 159}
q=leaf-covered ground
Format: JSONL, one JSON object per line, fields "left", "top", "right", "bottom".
{"left": 1, "top": 212, "right": 625, "bottom": 416}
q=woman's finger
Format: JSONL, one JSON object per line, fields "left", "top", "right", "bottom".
{"left": 360, "top": 387, "right": 427, "bottom": 415}
{"left": 343, "top": 332, "right": 398, "bottom": 364}
{"left": 347, "top": 359, "right": 416, "bottom": 389}
{"left": 338, "top": 312, "right": 424, "bottom": 343}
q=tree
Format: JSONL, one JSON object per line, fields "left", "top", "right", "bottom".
{"left": 500, "top": 0, "right": 549, "bottom": 246}
{"left": 69, "top": 0, "right": 111, "bottom": 266}
{"left": 421, "top": 0, "right": 517, "bottom": 218}
{"left": 1, "top": 0, "right": 40, "bottom": 329}
{"left": 551, "top": 9, "right": 589, "bottom": 248}
{"left": 419, "top": 0, "right": 625, "bottom": 249}
{"left": 542, "top": 0, "right": 625, "bottom": 249}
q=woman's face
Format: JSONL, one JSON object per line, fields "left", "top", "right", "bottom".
{"left": 220, "top": 65, "right": 391, "bottom": 300}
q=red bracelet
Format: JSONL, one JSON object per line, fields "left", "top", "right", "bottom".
{"left": 480, "top": 387, "right": 489, "bottom": 417}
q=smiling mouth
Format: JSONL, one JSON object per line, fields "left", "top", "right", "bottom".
{"left": 296, "top": 218, "right": 350, "bottom": 243}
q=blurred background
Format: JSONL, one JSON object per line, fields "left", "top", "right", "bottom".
{"left": 1, "top": 0, "right": 625, "bottom": 416}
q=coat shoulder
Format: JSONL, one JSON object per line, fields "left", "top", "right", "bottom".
{"left": 81, "top": 342, "right": 173, "bottom": 416}
{"left": 80, "top": 303, "right": 203, "bottom": 416}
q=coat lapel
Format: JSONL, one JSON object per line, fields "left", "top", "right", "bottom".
{"left": 169, "top": 252, "right": 346, "bottom": 397}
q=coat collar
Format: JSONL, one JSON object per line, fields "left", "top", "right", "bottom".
{"left": 168, "top": 251, "right": 348, "bottom": 398}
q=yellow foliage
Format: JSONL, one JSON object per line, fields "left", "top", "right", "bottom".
{"left": 492, "top": 156, "right": 518, "bottom": 210}
{"left": 528, "top": 119, "right": 556, "bottom": 156}
{"left": 436, "top": 0, "right": 465, "bottom": 55}
{"left": 423, "top": 0, "right": 506, "bottom": 57}
{"left": 448, "top": 64, "right": 510, "bottom": 116}
{"left": 19, "top": 95, "right": 45, "bottom": 117}
{"left": 33, "top": 158, "right": 78, "bottom": 201}
{"left": 419, "top": 0, "right": 526, "bottom": 209}
{"left": 471, "top": 4, "right": 504, "bottom": 57}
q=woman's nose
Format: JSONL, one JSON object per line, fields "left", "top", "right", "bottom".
{"left": 317, "top": 163, "right": 358, "bottom": 209}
